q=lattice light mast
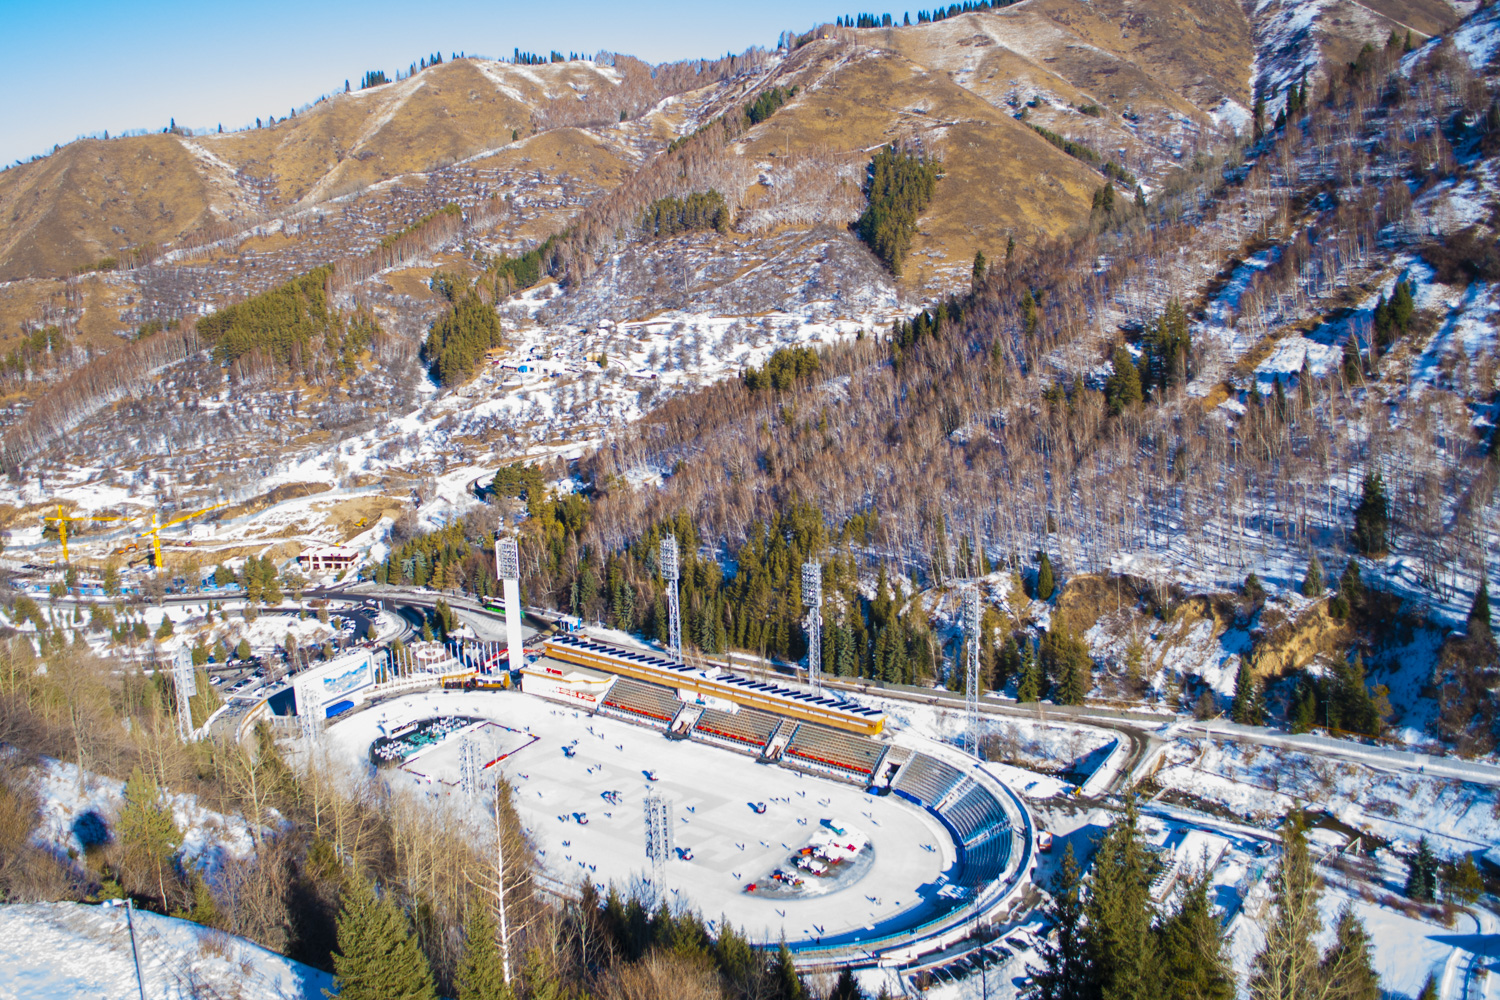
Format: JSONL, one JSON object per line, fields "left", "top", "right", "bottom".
{"left": 963, "top": 586, "right": 982, "bottom": 759}
{"left": 643, "top": 793, "right": 673, "bottom": 907}
{"left": 496, "top": 535, "right": 524, "bottom": 674}
{"left": 459, "top": 734, "right": 483, "bottom": 800}
{"left": 296, "top": 678, "right": 322, "bottom": 747}
{"left": 801, "top": 561, "right": 823, "bottom": 694}
{"left": 661, "top": 535, "right": 682, "bottom": 663}
{"left": 172, "top": 648, "right": 197, "bottom": 743}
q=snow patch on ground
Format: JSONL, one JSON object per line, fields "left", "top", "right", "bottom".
{"left": 0, "top": 901, "right": 332, "bottom": 1000}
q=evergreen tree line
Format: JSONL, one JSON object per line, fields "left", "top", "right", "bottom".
{"left": 1102, "top": 299, "right": 1192, "bottom": 415}
{"left": 423, "top": 276, "right": 505, "bottom": 386}
{"left": 197, "top": 265, "right": 377, "bottom": 376}
{"left": 745, "top": 86, "right": 799, "bottom": 126}
{"left": 1027, "top": 804, "right": 1383, "bottom": 1000}
{"left": 743, "top": 345, "right": 821, "bottom": 391}
{"left": 854, "top": 145, "right": 942, "bottom": 275}
{"left": 639, "top": 190, "right": 732, "bottom": 238}
{"left": 375, "top": 517, "right": 501, "bottom": 599}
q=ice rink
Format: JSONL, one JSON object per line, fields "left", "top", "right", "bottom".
{"left": 325, "top": 689, "right": 957, "bottom": 946}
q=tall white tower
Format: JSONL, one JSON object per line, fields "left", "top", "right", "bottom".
{"left": 801, "top": 561, "right": 823, "bottom": 694}
{"left": 661, "top": 535, "right": 681, "bottom": 663}
{"left": 963, "top": 586, "right": 982, "bottom": 759}
{"left": 496, "top": 535, "right": 524, "bottom": 673}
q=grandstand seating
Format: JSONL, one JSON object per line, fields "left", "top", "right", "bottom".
{"left": 955, "top": 828, "right": 1012, "bottom": 888}
{"left": 782, "top": 723, "right": 887, "bottom": 781}
{"left": 943, "top": 781, "right": 1008, "bottom": 846}
{"left": 692, "top": 707, "right": 779, "bottom": 755}
{"left": 598, "top": 678, "right": 682, "bottom": 730}
{"left": 893, "top": 753, "right": 965, "bottom": 805}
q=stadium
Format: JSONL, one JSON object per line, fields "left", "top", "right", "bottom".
{"left": 308, "top": 626, "right": 1036, "bottom": 969}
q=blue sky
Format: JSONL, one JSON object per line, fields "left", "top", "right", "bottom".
{"left": 0, "top": 0, "right": 837, "bottom": 166}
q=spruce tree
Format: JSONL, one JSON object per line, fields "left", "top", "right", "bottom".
{"left": 1404, "top": 837, "right": 1438, "bottom": 902}
{"left": 1301, "top": 554, "right": 1323, "bottom": 597}
{"left": 1036, "top": 551, "right": 1055, "bottom": 601}
{"left": 328, "top": 873, "right": 439, "bottom": 1000}
{"left": 455, "top": 902, "right": 511, "bottom": 1000}
{"left": 1231, "top": 660, "right": 1262, "bottom": 725}
{"left": 1106, "top": 345, "right": 1143, "bottom": 415}
{"left": 1351, "top": 472, "right": 1389, "bottom": 557}
{"left": 828, "top": 966, "right": 866, "bottom": 1000}
{"left": 1156, "top": 868, "right": 1234, "bottom": 1000}
{"left": 1084, "top": 797, "right": 1157, "bottom": 998}
{"left": 1024, "top": 843, "right": 1090, "bottom": 1000}
{"left": 1318, "top": 905, "right": 1380, "bottom": 1000}
{"left": 770, "top": 940, "right": 806, "bottom": 1000}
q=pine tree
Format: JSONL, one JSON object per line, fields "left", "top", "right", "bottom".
{"left": 1404, "top": 837, "right": 1438, "bottom": 902}
{"left": 117, "top": 766, "right": 181, "bottom": 906}
{"left": 1318, "top": 905, "right": 1380, "bottom": 1000}
{"left": 828, "top": 966, "right": 866, "bottom": 1000}
{"left": 972, "top": 250, "right": 987, "bottom": 284}
{"left": 1106, "top": 345, "right": 1143, "bottom": 415}
{"left": 1084, "top": 797, "right": 1157, "bottom": 998}
{"left": 1352, "top": 472, "right": 1389, "bottom": 556}
{"left": 328, "top": 873, "right": 439, "bottom": 1000}
{"left": 1439, "top": 852, "right": 1483, "bottom": 904}
{"left": 1036, "top": 551, "right": 1055, "bottom": 601}
{"left": 1156, "top": 868, "right": 1234, "bottom": 1000}
{"left": 1250, "top": 818, "right": 1323, "bottom": 1000}
{"left": 1418, "top": 974, "right": 1439, "bottom": 1000}
{"left": 455, "top": 903, "right": 511, "bottom": 1000}
{"left": 770, "top": 940, "right": 806, "bottom": 1000}
{"left": 1301, "top": 554, "right": 1323, "bottom": 597}
{"left": 1231, "top": 660, "right": 1262, "bottom": 725}
{"left": 1024, "top": 843, "right": 1091, "bottom": 1000}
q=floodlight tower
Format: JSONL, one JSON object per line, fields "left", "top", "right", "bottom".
{"left": 296, "top": 678, "right": 322, "bottom": 746}
{"left": 643, "top": 792, "right": 673, "bottom": 907}
{"left": 661, "top": 536, "right": 681, "bottom": 663}
{"left": 496, "top": 535, "right": 525, "bottom": 673}
{"left": 963, "top": 585, "right": 982, "bottom": 759}
{"left": 172, "top": 647, "right": 197, "bottom": 743}
{"left": 459, "top": 734, "right": 482, "bottom": 799}
{"left": 801, "top": 561, "right": 823, "bottom": 695}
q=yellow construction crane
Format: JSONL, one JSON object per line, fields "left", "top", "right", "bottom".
{"left": 42, "top": 504, "right": 124, "bottom": 564}
{"left": 137, "top": 502, "right": 228, "bottom": 570}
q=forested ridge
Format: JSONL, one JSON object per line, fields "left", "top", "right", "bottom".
{"left": 489, "top": 31, "right": 1500, "bottom": 750}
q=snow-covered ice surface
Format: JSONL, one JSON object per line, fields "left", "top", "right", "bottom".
{"left": 321, "top": 689, "right": 955, "bottom": 946}
{"left": 0, "top": 901, "right": 332, "bottom": 1000}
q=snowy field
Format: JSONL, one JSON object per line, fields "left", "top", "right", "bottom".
{"left": 0, "top": 901, "right": 332, "bottom": 1000}
{"left": 322, "top": 690, "right": 955, "bottom": 946}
